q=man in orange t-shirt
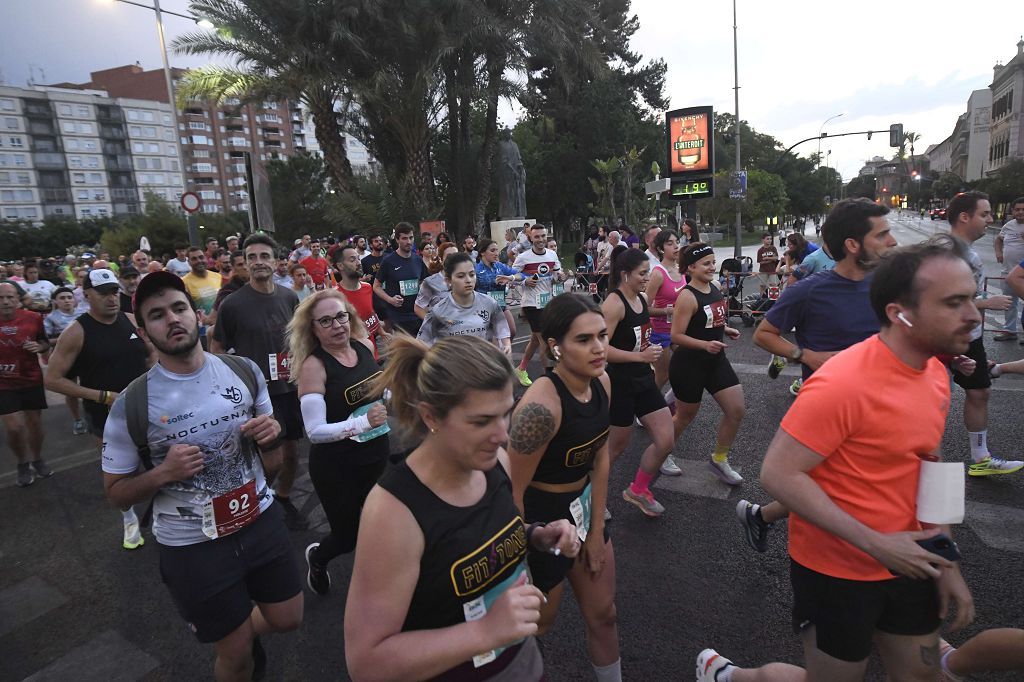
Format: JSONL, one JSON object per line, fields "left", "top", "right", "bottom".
{"left": 697, "top": 239, "right": 979, "bottom": 682}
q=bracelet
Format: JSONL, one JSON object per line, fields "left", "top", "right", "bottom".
{"left": 99, "top": 390, "right": 108, "bottom": 405}
{"left": 525, "top": 522, "right": 546, "bottom": 550}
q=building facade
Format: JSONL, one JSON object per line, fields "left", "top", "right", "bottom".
{"left": 988, "top": 39, "right": 1024, "bottom": 176}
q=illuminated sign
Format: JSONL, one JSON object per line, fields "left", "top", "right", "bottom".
{"left": 670, "top": 177, "right": 714, "bottom": 200}
{"left": 666, "top": 106, "right": 714, "bottom": 177}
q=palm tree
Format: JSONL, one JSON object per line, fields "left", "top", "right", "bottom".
{"left": 590, "top": 156, "right": 620, "bottom": 223}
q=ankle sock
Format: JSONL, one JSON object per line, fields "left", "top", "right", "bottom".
{"left": 122, "top": 508, "right": 137, "bottom": 522}
{"left": 715, "top": 665, "right": 735, "bottom": 682}
{"left": 592, "top": 659, "right": 621, "bottom": 682}
{"left": 712, "top": 443, "right": 730, "bottom": 464}
{"left": 631, "top": 469, "right": 654, "bottom": 494}
{"left": 967, "top": 430, "right": 988, "bottom": 462}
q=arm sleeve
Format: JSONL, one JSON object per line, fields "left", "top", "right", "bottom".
{"left": 100, "top": 396, "right": 144, "bottom": 475}
{"left": 299, "top": 393, "right": 371, "bottom": 443}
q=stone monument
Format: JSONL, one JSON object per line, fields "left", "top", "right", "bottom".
{"left": 490, "top": 132, "right": 534, "bottom": 247}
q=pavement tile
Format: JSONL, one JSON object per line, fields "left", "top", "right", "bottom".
{"left": 964, "top": 500, "right": 1024, "bottom": 554}
{"left": 652, "top": 459, "right": 743, "bottom": 500}
{"left": 22, "top": 629, "right": 159, "bottom": 681}
{"left": 0, "top": 576, "right": 68, "bottom": 638}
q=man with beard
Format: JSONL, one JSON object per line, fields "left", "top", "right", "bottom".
{"left": 372, "top": 222, "right": 427, "bottom": 335}
{"left": 182, "top": 246, "right": 222, "bottom": 350}
{"left": 212, "top": 250, "right": 250, "bottom": 313}
{"left": 211, "top": 235, "right": 307, "bottom": 531}
{"left": 118, "top": 266, "right": 141, "bottom": 315}
{"left": 742, "top": 199, "right": 898, "bottom": 551}
{"left": 334, "top": 244, "right": 388, "bottom": 356}
{"left": 360, "top": 234, "right": 389, "bottom": 331}
{"left": 45, "top": 269, "right": 152, "bottom": 548}
{"left": 102, "top": 270, "right": 302, "bottom": 680}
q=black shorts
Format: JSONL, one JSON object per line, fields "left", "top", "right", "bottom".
{"left": 523, "top": 306, "right": 543, "bottom": 332}
{"left": 790, "top": 560, "right": 940, "bottom": 662}
{"left": 83, "top": 402, "right": 110, "bottom": 438}
{"left": 158, "top": 502, "right": 301, "bottom": 643}
{"left": 668, "top": 350, "right": 740, "bottom": 404}
{"left": 523, "top": 483, "right": 609, "bottom": 593}
{"left": 952, "top": 337, "right": 991, "bottom": 390}
{"left": 0, "top": 384, "right": 47, "bottom": 416}
{"left": 608, "top": 370, "right": 666, "bottom": 427}
{"left": 270, "top": 391, "right": 303, "bottom": 441}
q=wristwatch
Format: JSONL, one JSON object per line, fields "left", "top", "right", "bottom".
{"left": 789, "top": 346, "right": 803, "bottom": 362}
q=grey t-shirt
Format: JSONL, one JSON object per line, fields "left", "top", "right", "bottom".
{"left": 417, "top": 292, "right": 511, "bottom": 346}
{"left": 44, "top": 309, "right": 79, "bottom": 339}
{"left": 415, "top": 271, "right": 449, "bottom": 311}
{"left": 101, "top": 354, "right": 274, "bottom": 547}
{"left": 963, "top": 241, "right": 985, "bottom": 342}
{"left": 213, "top": 284, "right": 299, "bottom": 396}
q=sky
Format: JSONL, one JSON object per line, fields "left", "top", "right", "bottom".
{"left": 1, "top": 0, "right": 1020, "bottom": 182}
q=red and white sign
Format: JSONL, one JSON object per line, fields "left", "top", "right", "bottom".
{"left": 180, "top": 192, "right": 202, "bottom": 213}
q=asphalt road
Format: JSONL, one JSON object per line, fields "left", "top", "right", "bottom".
{"left": 2, "top": 213, "right": 1023, "bottom": 681}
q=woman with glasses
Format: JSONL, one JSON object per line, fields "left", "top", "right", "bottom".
{"left": 288, "top": 289, "right": 390, "bottom": 595}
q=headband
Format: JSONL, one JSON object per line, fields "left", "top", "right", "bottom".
{"left": 683, "top": 245, "right": 714, "bottom": 266}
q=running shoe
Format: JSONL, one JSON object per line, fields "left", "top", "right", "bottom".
{"left": 938, "top": 639, "right": 963, "bottom": 682}
{"left": 789, "top": 378, "right": 802, "bottom": 396}
{"left": 622, "top": 486, "right": 665, "bottom": 517}
{"left": 659, "top": 457, "right": 682, "bottom": 476}
{"left": 123, "top": 510, "right": 145, "bottom": 550}
{"left": 767, "top": 355, "right": 786, "bottom": 379}
{"left": 994, "top": 331, "right": 1017, "bottom": 341}
{"left": 252, "top": 635, "right": 267, "bottom": 681}
{"left": 709, "top": 459, "right": 743, "bottom": 486}
{"left": 16, "top": 463, "right": 34, "bottom": 488}
{"left": 31, "top": 459, "right": 53, "bottom": 479}
{"left": 514, "top": 368, "right": 533, "bottom": 387}
{"left": 696, "top": 648, "right": 735, "bottom": 682}
{"left": 305, "top": 543, "right": 331, "bottom": 595}
{"left": 275, "top": 496, "right": 310, "bottom": 530}
{"left": 72, "top": 419, "right": 87, "bottom": 435}
{"left": 736, "top": 499, "right": 773, "bottom": 552}
{"left": 968, "top": 456, "right": 1024, "bottom": 477}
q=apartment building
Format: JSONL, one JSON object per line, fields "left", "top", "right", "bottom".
{"left": 291, "top": 100, "right": 377, "bottom": 175}
{"left": 988, "top": 39, "right": 1024, "bottom": 176}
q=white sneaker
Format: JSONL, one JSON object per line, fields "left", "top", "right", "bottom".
{"left": 709, "top": 459, "right": 743, "bottom": 486}
{"left": 122, "top": 510, "right": 144, "bottom": 550}
{"left": 696, "top": 648, "right": 734, "bottom": 682}
{"left": 659, "top": 457, "right": 682, "bottom": 476}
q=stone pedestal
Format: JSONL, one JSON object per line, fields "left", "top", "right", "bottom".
{"left": 489, "top": 218, "right": 535, "bottom": 246}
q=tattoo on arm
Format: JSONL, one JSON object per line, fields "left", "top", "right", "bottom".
{"left": 509, "top": 402, "right": 556, "bottom": 454}
{"left": 920, "top": 643, "right": 939, "bottom": 667}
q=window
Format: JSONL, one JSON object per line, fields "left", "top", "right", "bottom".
{"left": 153, "top": 174, "right": 165, "bottom": 184}
{"left": 189, "top": 121, "right": 207, "bottom": 130}
{"left": 130, "top": 125, "right": 142, "bottom": 136}
{"left": 75, "top": 123, "right": 94, "bottom": 134}
{"left": 82, "top": 139, "right": 97, "bottom": 151}
{"left": 3, "top": 207, "right": 17, "bottom": 218}
{"left": 166, "top": 144, "right": 176, "bottom": 155}
{"left": 132, "top": 142, "right": 144, "bottom": 153}
{"left": 69, "top": 156, "right": 82, "bottom": 168}
{"left": 97, "top": 207, "right": 108, "bottom": 216}
{"left": 147, "top": 143, "right": 160, "bottom": 153}
{"left": 143, "top": 126, "right": 156, "bottom": 137}
{"left": 86, "top": 157, "right": 100, "bottom": 168}
{"left": 163, "top": 129, "right": 174, "bottom": 141}
{"left": 141, "top": 111, "right": 155, "bottom": 122}
{"left": 77, "top": 189, "right": 89, "bottom": 200}
{"left": 128, "top": 110, "right": 140, "bottom": 121}
{"left": 80, "top": 207, "right": 93, "bottom": 216}
{"left": 76, "top": 105, "right": 90, "bottom": 117}
{"left": 16, "top": 172, "right": 29, "bottom": 184}
{"left": 88, "top": 172, "right": 103, "bottom": 183}
{"left": 0, "top": 99, "right": 15, "bottom": 112}
{"left": 193, "top": 162, "right": 213, "bottom": 173}
{"left": 191, "top": 135, "right": 209, "bottom": 145}
{"left": 59, "top": 104, "right": 73, "bottom": 116}
{"left": 193, "top": 149, "right": 210, "bottom": 159}
{"left": 5, "top": 118, "right": 19, "bottom": 130}
{"left": 0, "top": 171, "right": 8, "bottom": 183}
{"left": 13, "top": 154, "right": 26, "bottom": 167}
{"left": 1, "top": 190, "right": 33, "bottom": 201}
{"left": 162, "top": 114, "right": 172, "bottom": 125}
{"left": 72, "top": 172, "right": 86, "bottom": 184}
{"left": 63, "top": 121, "right": 77, "bottom": 133}
{"left": 68, "top": 139, "right": 81, "bottom": 151}
{"left": 138, "top": 173, "right": 150, "bottom": 184}
{"left": 93, "top": 190, "right": 106, "bottom": 201}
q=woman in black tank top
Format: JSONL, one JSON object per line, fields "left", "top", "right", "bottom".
{"left": 668, "top": 243, "right": 746, "bottom": 487}
{"left": 290, "top": 290, "right": 390, "bottom": 595}
{"left": 602, "top": 248, "right": 677, "bottom": 521}
{"left": 508, "top": 294, "right": 623, "bottom": 682}
{"left": 343, "top": 335, "right": 579, "bottom": 681}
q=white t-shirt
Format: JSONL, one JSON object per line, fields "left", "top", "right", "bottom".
{"left": 165, "top": 258, "right": 191, "bottom": 277}
{"left": 999, "top": 219, "right": 1024, "bottom": 265}
{"left": 512, "top": 248, "right": 561, "bottom": 309}
{"left": 21, "top": 279, "right": 56, "bottom": 308}
{"left": 101, "top": 354, "right": 274, "bottom": 546}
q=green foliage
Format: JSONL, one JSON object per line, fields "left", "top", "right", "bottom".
{"left": 931, "top": 172, "right": 969, "bottom": 201}
{"left": 845, "top": 174, "right": 877, "bottom": 200}
{"left": 975, "top": 160, "right": 1024, "bottom": 207}
{"left": 697, "top": 169, "right": 787, "bottom": 231}
{"left": 266, "top": 151, "right": 340, "bottom": 242}
{"left": 323, "top": 173, "right": 431, "bottom": 238}
{"left": 0, "top": 217, "right": 108, "bottom": 261}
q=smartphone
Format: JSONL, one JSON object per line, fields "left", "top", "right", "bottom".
{"left": 916, "top": 533, "right": 961, "bottom": 562}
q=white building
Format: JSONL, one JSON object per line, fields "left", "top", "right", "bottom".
{"left": 292, "top": 100, "right": 376, "bottom": 175}
{"left": 988, "top": 39, "right": 1024, "bottom": 176}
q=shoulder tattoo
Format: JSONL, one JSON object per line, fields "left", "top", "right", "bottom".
{"left": 509, "top": 402, "right": 556, "bottom": 454}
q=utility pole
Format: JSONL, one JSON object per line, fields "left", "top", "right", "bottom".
{"left": 732, "top": 0, "right": 742, "bottom": 257}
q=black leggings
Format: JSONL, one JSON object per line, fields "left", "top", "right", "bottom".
{"left": 308, "top": 447, "right": 388, "bottom": 565}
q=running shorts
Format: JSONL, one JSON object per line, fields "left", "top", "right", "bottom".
{"left": 0, "top": 384, "right": 47, "bottom": 416}
{"left": 668, "top": 350, "right": 740, "bottom": 404}
{"left": 270, "top": 391, "right": 304, "bottom": 441}
{"left": 608, "top": 371, "right": 666, "bottom": 427}
{"left": 952, "top": 337, "right": 991, "bottom": 390}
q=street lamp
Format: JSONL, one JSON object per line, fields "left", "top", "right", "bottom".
{"left": 817, "top": 112, "right": 844, "bottom": 169}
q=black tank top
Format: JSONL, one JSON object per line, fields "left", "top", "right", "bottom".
{"left": 531, "top": 370, "right": 609, "bottom": 485}
{"left": 682, "top": 284, "right": 727, "bottom": 345}
{"left": 376, "top": 461, "right": 528, "bottom": 679}
{"left": 310, "top": 343, "right": 388, "bottom": 464}
{"left": 70, "top": 312, "right": 148, "bottom": 409}
{"left": 607, "top": 289, "right": 652, "bottom": 379}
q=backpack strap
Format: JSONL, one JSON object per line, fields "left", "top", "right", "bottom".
{"left": 215, "top": 353, "right": 260, "bottom": 415}
{"left": 122, "top": 371, "right": 154, "bottom": 470}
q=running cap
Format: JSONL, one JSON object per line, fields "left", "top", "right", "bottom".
{"left": 683, "top": 244, "right": 714, "bottom": 266}
{"left": 119, "top": 265, "right": 141, "bottom": 278}
{"left": 133, "top": 270, "right": 189, "bottom": 317}
{"left": 83, "top": 268, "right": 120, "bottom": 292}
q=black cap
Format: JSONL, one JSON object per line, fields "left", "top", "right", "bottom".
{"left": 132, "top": 271, "right": 188, "bottom": 317}
{"left": 119, "top": 265, "right": 141, "bottom": 278}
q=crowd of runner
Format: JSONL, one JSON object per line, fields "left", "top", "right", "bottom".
{"left": 2, "top": 196, "right": 1024, "bottom": 681}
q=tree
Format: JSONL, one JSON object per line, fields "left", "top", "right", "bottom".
{"left": 266, "top": 151, "right": 334, "bottom": 241}
{"left": 588, "top": 157, "right": 620, "bottom": 223}
{"left": 932, "top": 172, "right": 969, "bottom": 201}
{"left": 845, "top": 174, "right": 877, "bottom": 200}
{"left": 0, "top": 217, "right": 108, "bottom": 261}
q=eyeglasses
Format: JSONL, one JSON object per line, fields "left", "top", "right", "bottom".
{"left": 314, "top": 311, "right": 350, "bottom": 328}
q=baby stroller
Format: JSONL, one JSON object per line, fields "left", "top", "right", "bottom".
{"left": 740, "top": 285, "right": 780, "bottom": 327}
{"left": 719, "top": 256, "right": 768, "bottom": 327}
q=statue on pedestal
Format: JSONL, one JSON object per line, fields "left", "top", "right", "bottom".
{"left": 497, "top": 133, "right": 527, "bottom": 219}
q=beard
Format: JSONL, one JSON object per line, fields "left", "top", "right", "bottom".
{"left": 150, "top": 324, "right": 200, "bottom": 357}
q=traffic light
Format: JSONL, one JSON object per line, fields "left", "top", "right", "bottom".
{"left": 889, "top": 123, "right": 903, "bottom": 147}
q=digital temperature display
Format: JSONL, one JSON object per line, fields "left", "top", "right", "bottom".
{"left": 670, "top": 177, "right": 714, "bottom": 199}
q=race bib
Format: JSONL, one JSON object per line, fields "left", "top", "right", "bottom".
{"left": 0, "top": 362, "right": 17, "bottom": 377}
{"left": 462, "top": 562, "right": 528, "bottom": 667}
{"left": 364, "top": 313, "right": 381, "bottom": 335}
{"left": 569, "top": 482, "right": 593, "bottom": 543}
{"left": 589, "top": 282, "right": 598, "bottom": 295}
{"left": 552, "top": 282, "right": 565, "bottom": 296}
{"left": 202, "top": 479, "right": 260, "bottom": 539}
{"left": 538, "top": 292, "right": 551, "bottom": 309}
{"left": 489, "top": 290, "right": 506, "bottom": 307}
{"left": 350, "top": 400, "right": 390, "bottom": 443}
{"left": 705, "top": 300, "right": 727, "bottom": 328}
{"left": 631, "top": 323, "right": 652, "bottom": 352}
{"left": 399, "top": 278, "right": 419, "bottom": 296}
{"left": 268, "top": 352, "right": 290, "bottom": 382}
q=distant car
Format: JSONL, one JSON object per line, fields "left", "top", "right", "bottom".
{"left": 930, "top": 208, "right": 946, "bottom": 221}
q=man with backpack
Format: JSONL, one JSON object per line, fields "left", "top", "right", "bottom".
{"left": 101, "top": 271, "right": 303, "bottom": 680}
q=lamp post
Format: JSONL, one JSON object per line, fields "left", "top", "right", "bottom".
{"left": 731, "top": 0, "right": 742, "bottom": 257}
{"left": 817, "top": 112, "right": 844, "bottom": 169}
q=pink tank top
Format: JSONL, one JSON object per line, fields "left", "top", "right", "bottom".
{"left": 651, "top": 263, "right": 687, "bottom": 333}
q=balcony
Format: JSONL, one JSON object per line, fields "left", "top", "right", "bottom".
{"left": 110, "top": 187, "right": 138, "bottom": 200}
{"left": 23, "top": 102, "right": 52, "bottom": 118}
{"left": 28, "top": 121, "right": 56, "bottom": 135}
{"left": 97, "top": 107, "right": 123, "bottom": 123}
{"left": 33, "top": 152, "right": 66, "bottom": 169}
{"left": 41, "top": 188, "right": 71, "bottom": 202}
{"left": 99, "top": 127, "right": 126, "bottom": 139}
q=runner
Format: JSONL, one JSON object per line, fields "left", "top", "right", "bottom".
{"left": 118, "top": 265, "right": 141, "bottom": 315}
{"left": 360, "top": 235, "right": 389, "bottom": 332}
{"left": 668, "top": 243, "right": 745, "bottom": 486}
{"left": 372, "top": 222, "right": 427, "bottom": 336}
{"left": 601, "top": 250, "right": 676, "bottom": 517}
{"left": 643, "top": 229, "right": 684, "bottom": 409}
{"left": 332, "top": 244, "right": 388, "bottom": 356}
{"left": 512, "top": 223, "right": 566, "bottom": 387}
{"left": 414, "top": 242, "right": 458, "bottom": 319}
{"left": 166, "top": 244, "right": 191, "bottom": 278}
{"left": 299, "top": 239, "right": 330, "bottom": 290}
{"left": 45, "top": 268, "right": 152, "bottom": 549}
{"left": 288, "top": 263, "right": 313, "bottom": 302}
{"left": 211, "top": 234, "right": 308, "bottom": 531}
{"left": 699, "top": 238, "right": 977, "bottom": 682}
{"left": 272, "top": 255, "right": 293, "bottom": 288}
{"left": 507, "top": 293, "right": 621, "bottom": 681}
{"left": 102, "top": 271, "right": 302, "bottom": 681}
{"left": 0, "top": 280, "right": 51, "bottom": 487}
{"left": 475, "top": 238, "right": 523, "bottom": 341}
{"left": 288, "top": 290, "right": 388, "bottom": 595}
{"left": 182, "top": 246, "right": 222, "bottom": 350}
{"left": 20, "top": 260, "right": 56, "bottom": 313}
{"left": 344, "top": 335, "right": 579, "bottom": 680}
{"left": 417, "top": 252, "right": 511, "bottom": 353}
{"left": 43, "top": 286, "right": 86, "bottom": 435}
{"left": 212, "top": 250, "right": 250, "bottom": 312}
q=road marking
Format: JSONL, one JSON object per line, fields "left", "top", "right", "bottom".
{"left": 0, "top": 576, "right": 68, "bottom": 638}
{"left": 652, "top": 458, "right": 743, "bottom": 500}
{"left": 0, "top": 447, "right": 100, "bottom": 490}
{"left": 964, "top": 500, "right": 1024, "bottom": 554}
{"left": 23, "top": 629, "right": 159, "bottom": 681}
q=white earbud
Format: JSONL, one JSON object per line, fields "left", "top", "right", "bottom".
{"left": 897, "top": 311, "right": 914, "bottom": 328}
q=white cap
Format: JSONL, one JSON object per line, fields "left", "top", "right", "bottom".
{"left": 83, "top": 268, "right": 119, "bottom": 291}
